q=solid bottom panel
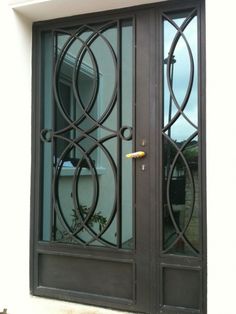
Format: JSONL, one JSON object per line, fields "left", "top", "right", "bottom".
{"left": 38, "top": 254, "right": 135, "bottom": 301}
{"left": 162, "top": 267, "right": 201, "bottom": 310}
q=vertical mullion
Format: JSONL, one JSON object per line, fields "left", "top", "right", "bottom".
{"left": 198, "top": 2, "right": 206, "bottom": 312}
{"left": 132, "top": 16, "right": 136, "bottom": 250}
{"left": 116, "top": 20, "right": 122, "bottom": 248}
{"left": 197, "top": 4, "right": 203, "bottom": 257}
{"left": 159, "top": 9, "right": 165, "bottom": 311}
{"left": 51, "top": 31, "right": 57, "bottom": 241}
{"left": 149, "top": 8, "right": 158, "bottom": 313}
{"left": 31, "top": 26, "right": 41, "bottom": 292}
{"left": 160, "top": 11, "right": 164, "bottom": 255}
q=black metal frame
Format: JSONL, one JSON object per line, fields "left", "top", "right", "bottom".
{"left": 31, "top": 1, "right": 206, "bottom": 313}
{"left": 158, "top": 3, "right": 206, "bottom": 313}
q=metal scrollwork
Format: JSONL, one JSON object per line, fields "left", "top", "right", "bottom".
{"left": 41, "top": 21, "right": 132, "bottom": 247}
{"left": 163, "top": 10, "right": 199, "bottom": 256}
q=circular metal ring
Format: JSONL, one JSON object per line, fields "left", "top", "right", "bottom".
{"left": 40, "top": 129, "right": 53, "bottom": 142}
{"left": 119, "top": 126, "right": 132, "bottom": 141}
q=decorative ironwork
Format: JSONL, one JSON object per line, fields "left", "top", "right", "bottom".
{"left": 162, "top": 10, "right": 199, "bottom": 256}
{"left": 41, "top": 21, "right": 133, "bottom": 247}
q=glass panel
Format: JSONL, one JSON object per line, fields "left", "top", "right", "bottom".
{"left": 41, "top": 32, "right": 53, "bottom": 241}
{"left": 162, "top": 11, "right": 199, "bottom": 256}
{"left": 41, "top": 21, "right": 133, "bottom": 248}
{"left": 121, "top": 21, "right": 133, "bottom": 249}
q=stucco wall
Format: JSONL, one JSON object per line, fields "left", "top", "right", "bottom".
{"left": 8, "top": 0, "right": 167, "bottom": 21}
{"left": 0, "top": 0, "right": 236, "bottom": 313}
{"left": 206, "top": 0, "right": 236, "bottom": 313}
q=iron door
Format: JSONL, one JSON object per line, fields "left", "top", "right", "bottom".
{"left": 31, "top": 1, "right": 206, "bottom": 314}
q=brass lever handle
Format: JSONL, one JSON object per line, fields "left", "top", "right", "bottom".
{"left": 126, "top": 151, "right": 146, "bottom": 159}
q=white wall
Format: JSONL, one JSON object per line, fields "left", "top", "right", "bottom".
{"left": 0, "top": 1, "right": 32, "bottom": 313}
{"left": 206, "top": 0, "right": 236, "bottom": 313}
{"left": 9, "top": 0, "right": 167, "bottom": 21}
{"left": 0, "top": 0, "right": 236, "bottom": 313}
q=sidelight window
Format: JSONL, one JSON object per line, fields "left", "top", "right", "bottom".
{"left": 162, "top": 10, "right": 200, "bottom": 256}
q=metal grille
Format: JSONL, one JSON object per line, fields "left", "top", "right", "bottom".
{"left": 40, "top": 20, "right": 134, "bottom": 248}
{"left": 162, "top": 9, "right": 200, "bottom": 256}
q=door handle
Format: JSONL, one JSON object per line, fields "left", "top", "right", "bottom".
{"left": 126, "top": 151, "right": 146, "bottom": 159}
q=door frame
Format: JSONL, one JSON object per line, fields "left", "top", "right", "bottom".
{"left": 30, "top": 1, "right": 206, "bottom": 313}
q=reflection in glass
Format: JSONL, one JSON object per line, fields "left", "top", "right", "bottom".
{"left": 41, "top": 21, "right": 134, "bottom": 248}
{"left": 41, "top": 32, "right": 53, "bottom": 241}
{"left": 121, "top": 21, "right": 133, "bottom": 249}
{"left": 162, "top": 11, "right": 200, "bottom": 256}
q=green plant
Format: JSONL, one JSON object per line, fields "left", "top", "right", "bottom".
{"left": 71, "top": 205, "right": 107, "bottom": 232}
{"left": 54, "top": 205, "right": 107, "bottom": 242}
